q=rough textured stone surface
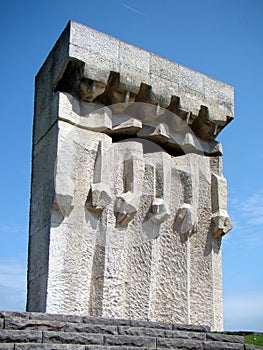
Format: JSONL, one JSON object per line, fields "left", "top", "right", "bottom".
{"left": 206, "top": 333, "right": 244, "bottom": 344}
{"left": 28, "top": 313, "right": 83, "bottom": 324}
{"left": 64, "top": 323, "right": 117, "bottom": 335}
{"left": 203, "top": 341, "right": 244, "bottom": 350}
{"left": 0, "top": 344, "right": 14, "bottom": 350}
{"left": 85, "top": 348, "right": 156, "bottom": 350}
{"left": 157, "top": 337, "right": 203, "bottom": 349}
{"left": 42, "top": 331, "right": 103, "bottom": 345}
{"left": 0, "top": 312, "right": 250, "bottom": 350}
{"left": 15, "top": 345, "right": 85, "bottom": 350}
{"left": 129, "top": 320, "right": 174, "bottom": 330}
{"left": 27, "top": 21, "right": 234, "bottom": 332}
{"left": 82, "top": 317, "right": 129, "bottom": 326}
{"left": 4, "top": 317, "right": 64, "bottom": 332}
{"left": 104, "top": 335, "right": 156, "bottom": 348}
{"left": 0, "top": 330, "right": 42, "bottom": 343}
{"left": 118, "top": 326, "right": 205, "bottom": 340}
{"left": 173, "top": 324, "right": 211, "bottom": 332}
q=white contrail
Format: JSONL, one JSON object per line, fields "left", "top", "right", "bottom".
{"left": 121, "top": 2, "right": 145, "bottom": 16}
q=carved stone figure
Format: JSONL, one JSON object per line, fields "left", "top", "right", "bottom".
{"left": 27, "top": 21, "right": 234, "bottom": 331}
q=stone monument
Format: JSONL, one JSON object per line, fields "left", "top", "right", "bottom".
{"left": 27, "top": 21, "right": 233, "bottom": 332}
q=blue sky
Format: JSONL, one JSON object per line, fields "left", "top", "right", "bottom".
{"left": 1, "top": 0, "right": 262, "bottom": 331}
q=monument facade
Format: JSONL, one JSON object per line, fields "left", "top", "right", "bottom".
{"left": 27, "top": 21, "right": 234, "bottom": 331}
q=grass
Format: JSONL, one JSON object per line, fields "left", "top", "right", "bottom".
{"left": 244, "top": 333, "right": 263, "bottom": 347}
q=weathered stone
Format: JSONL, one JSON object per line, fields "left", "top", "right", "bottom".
{"left": 42, "top": 331, "right": 103, "bottom": 345}
{"left": 173, "top": 324, "right": 210, "bottom": 333}
{"left": 113, "top": 141, "right": 144, "bottom": 226}
{"left": 203, "top": 341, "right": 244, "bottom": 350}
{"left": 29, "top": 312, "right": 82, "bottom": 324}
{"left": 129, "top": 319, "right": 173, "bottom": 330}
{"left": 0, "top": 344, "right": 14, "bottom": 350}
{"left": 211, "top": 173, "right": 232, "bottom": 238}
{"left": 206, "top": 333, "right": 244, "bottom": 344}
{"left": 64, "top": 322, "right": 117, "bottom": 335}
{"left": 85, "top": 347, "right": 155, "bottom": 350}
{"left": 15, "top": 344, "right": 85, "bottom": 350}
{"left": 104, "top": 334, "right": 156, "bottom": 348}
{"left": 4, "top": 317, "right": 64, "bottom": 332}
{"left": 118, "top": 326, "right": 205, "bottom": 341}
{"left": 28, "top": 20, "right": 234, "bottom": 332}
{"left": 111, "top": 118, "right": 142, "bottom": 136}
{"left": 157, "top": 337, "right": 203, "bottom": 349}
{"left": 245, "top": 345, "right": 263, "bottom": 350}
{"left": 0, "top": 312, "right": 250, "bottom": 350}
{"left": 0, "top": 330, "right": 42, "bottom": 343}
{"left": 138, "top": 124, "right": 170, "bottom": 145}
{"left": 82, "top": 317, "right": 129, "bottom": 326}
{"left": 0, "top": 312, "right": 29, "bottom": 320}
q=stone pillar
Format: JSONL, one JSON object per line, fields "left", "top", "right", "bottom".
{"left": 27, "top": 21, "right": 234, "bottom": 331}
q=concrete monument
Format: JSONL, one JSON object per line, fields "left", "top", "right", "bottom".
{"left": 27, "top": 21, "right": 234, "bottom": 331}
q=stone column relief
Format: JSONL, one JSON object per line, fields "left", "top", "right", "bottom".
{"left": 27, "top": 21, "right": 234, "bottom": 331}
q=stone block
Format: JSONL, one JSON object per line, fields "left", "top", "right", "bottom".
{"left": 178, "top": 65, "right": 205, "bottom": 94}
{"left": 0, "top": 344, "right": 14, "bottom": 350}
{"left": 157, "top": 337, "right": 203, "bottom": 349}
{"left": 211, "top": 172, "right": 232, "bottom": 238}
{"left": 34, "top": 25, "right": 69, "bottom": 118}
{"left": 179, "top": 87, "right": 205, "bottom": 117}
{"left": 150, "top": 74, "right": 179, "bottom": 106}
{"left": 64, "top": 322, "right": 117, "bottom": 335}
{"left": 111, "top": 116, "right": 142, "bottom": 133}
{"left": 118, "top": 326, "right": 205, "bottom": 340}
{"left": 245, "top": 345, "right": 263, "bottom": 350}
{"left": 4, "top": 317, "right": 64, "bottom": 332}
{"left": 206, "top": 333, "right": 244, "bottom": 344}
{"left": 118, "top": 64, "right": 150, "bottom": 94}
{"left": 119, "top": 42, "right": 150, "bottom": 73}
{"left": 129, "top": 319, "right": 173, "bottom": 329}
{"left": 85, "top": 347, "right": 154, "bottom": 350}
{"left": 203, "top": 341, "right": 244, "bottom": 350}
{"left": 150, "top": 53, "right": 179, "bottom": 83}
{"left": 118, "top": 325, "right": 165, "bottom": 337}
{"left": 15, "top": 345, "right": 85, "bottom": 350}
{"left": 204, "top": 77, "right": 234, "bottom": 109}
{"left": 199, "top": 139, "right": 223, "bottom": 156}
{"left": 82, "top": 317, "right": 129, "bottom": 326}
{"left": 57, "top": 92, "right": 112, "bottom": 131}
{"left": 29, "top": 313, "right": 83, "bottom": 324}
{"left": 174, "top": 203, "right": 197, "bottom": 237}
{"left": 72, "top": 48, "right": 118, "bottom": 83}
{"left": 173, "top": 324, "right": 211, "bottom": 333}
{"left": 0, "top": 330, "right": 42, "bottom": 343}
{"left": 42, "top": 331, "right": 103, "bottom": 345}
{"left": 70, "top": 21, "right": 119, "bottom": 61}
{"left": 104, "top": 334, "right": 156, "bottom": 348}
{"left": 0, "top": 312, "right": 29, "bottom": 320}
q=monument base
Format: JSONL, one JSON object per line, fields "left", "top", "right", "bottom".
{"left": 0, "top": 311, "right": 248, "bottom": 349}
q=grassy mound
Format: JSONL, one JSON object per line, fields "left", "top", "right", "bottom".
{"left": 244, "top": 333, "right": 263, "bottom": 347}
